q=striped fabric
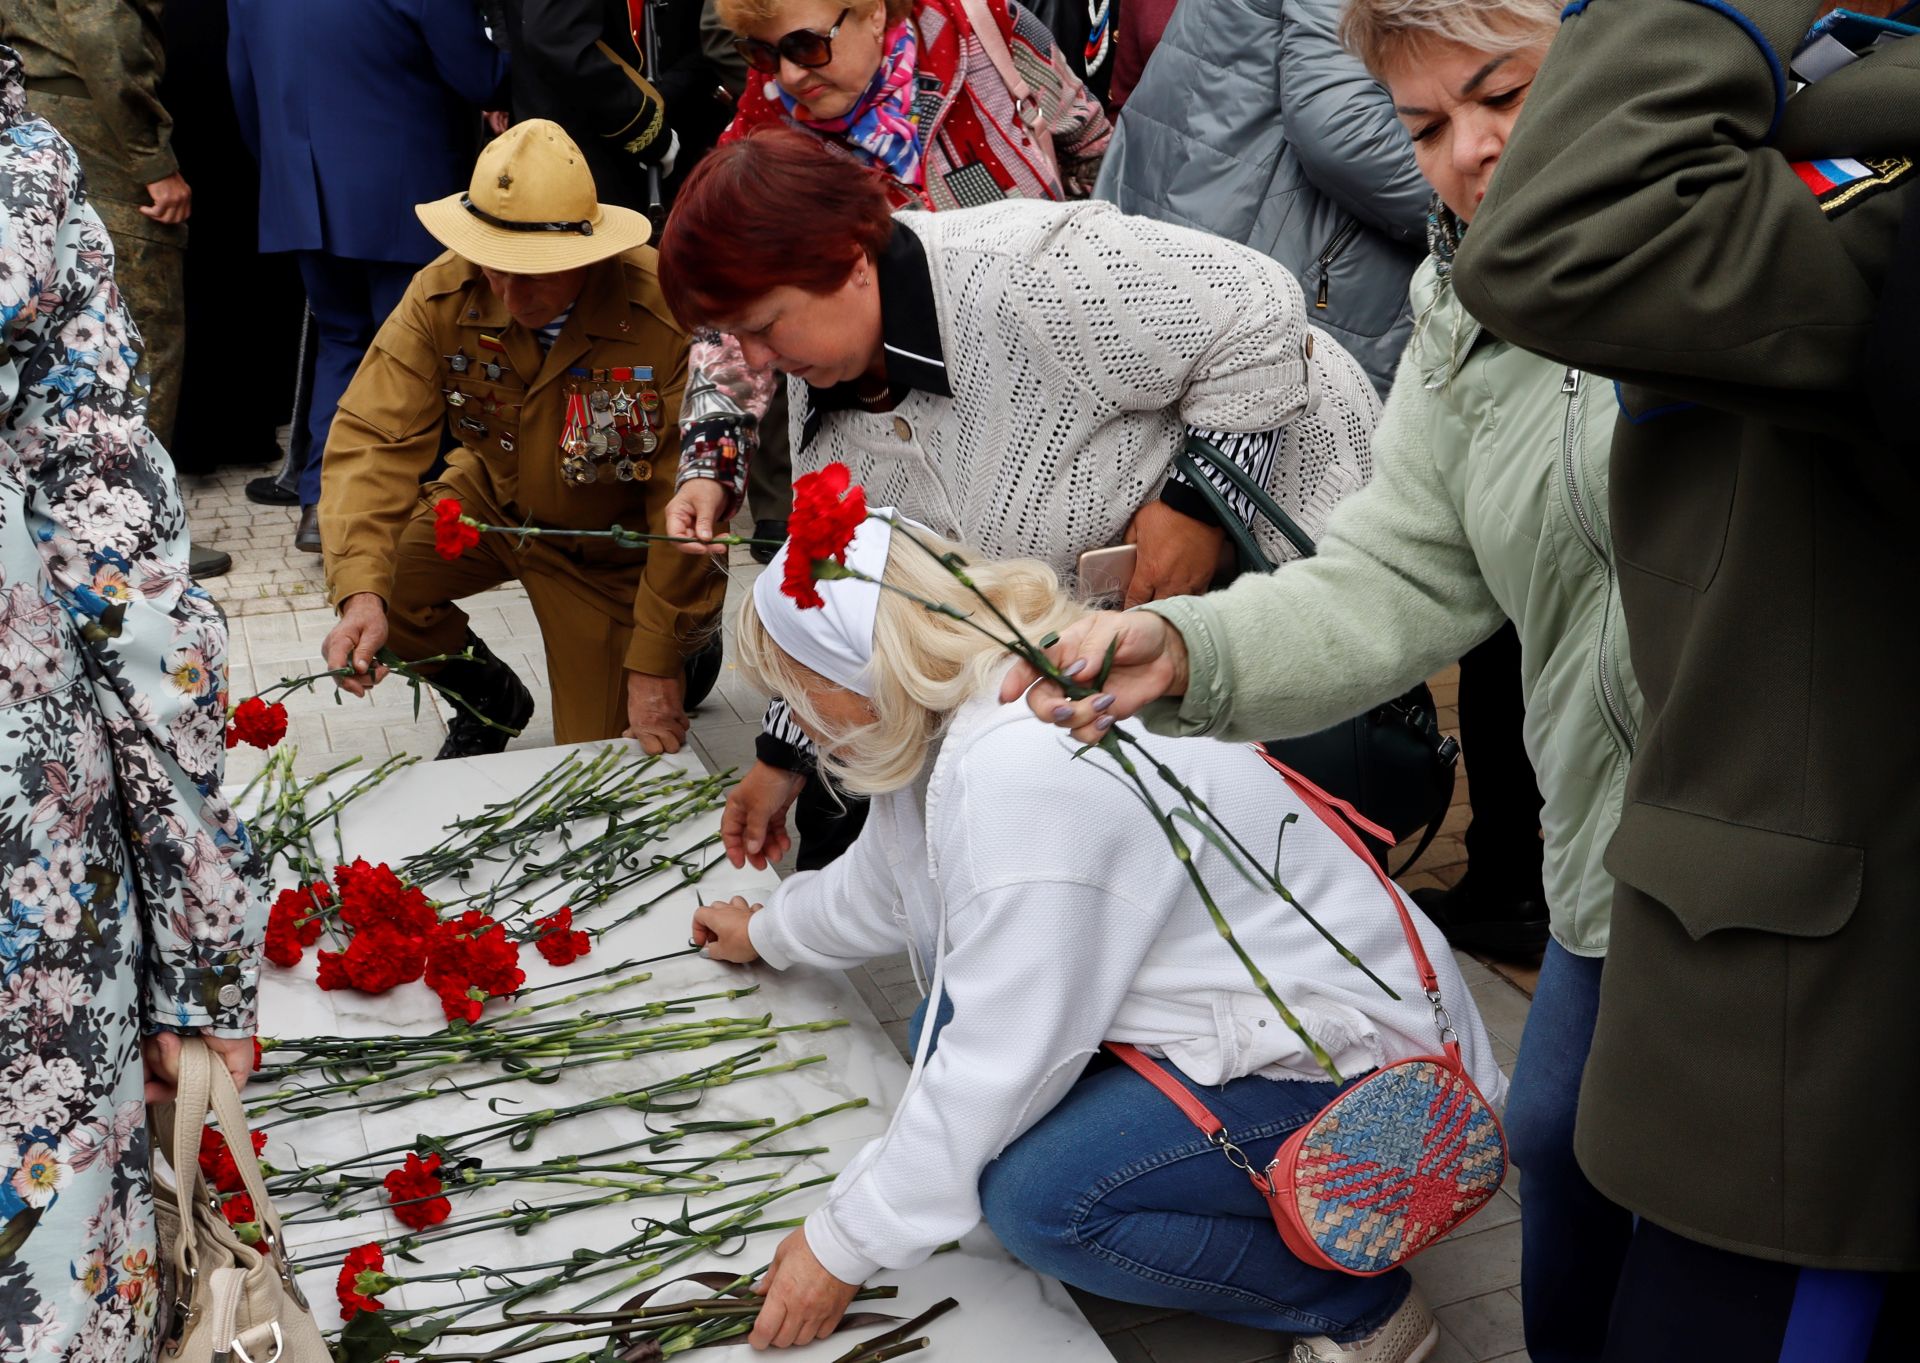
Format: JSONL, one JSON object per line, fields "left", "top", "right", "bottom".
{"left": 1166, "top": 426, "right": 1283, "bottom": 526}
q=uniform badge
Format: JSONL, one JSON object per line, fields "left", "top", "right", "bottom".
{"left": 1792, "top": 156, "right": 1915, "bottom": 217}
{"left": 444, "top": 386, "right": 468, "bottom": 408}
{"left": 483, "top": 360, "right": 504, "bottom": 382}
{"left": 447, "top": 351, "right": 471, "bottom": 374}
{"left": 499, "top": 432, "right": 516, "bottom": 453}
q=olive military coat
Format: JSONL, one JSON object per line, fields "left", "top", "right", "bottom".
{"left": 1455, "top": 0, "right": 1920, "bottom": 1270}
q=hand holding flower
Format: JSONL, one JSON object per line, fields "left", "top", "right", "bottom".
{"left": 692, "top": 896, "right": 762, "bottom": 964}
{"left": 749, "top": 1226, "right": 860, "bottom": 1349}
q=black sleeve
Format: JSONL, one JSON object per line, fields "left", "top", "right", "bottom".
{"left": 519, "top": 0, "right": 673, "bottom": 163}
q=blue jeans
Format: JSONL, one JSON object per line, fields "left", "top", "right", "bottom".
{"left": 907, "top": 999, "right": 1410, "bottom": 1341}
{"left": 1505, "top": 941, "right": 1632, "bottom": 1362}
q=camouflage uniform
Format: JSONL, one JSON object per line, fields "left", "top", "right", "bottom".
{"left": 0, "top": 1, "right": 186, "bottom": 444}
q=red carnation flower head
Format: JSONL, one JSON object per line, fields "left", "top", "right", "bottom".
{"left": 433, "top": 498, "right": 482, "bottom": 561}
{"left": 336, "top": 1242, "right": 391, "bottom": 1320}
{"left": 782, "top": 463, "right": 868, "bottom": 610}
{"left": 225, "top": 696, "right": 289, "bottom": 750}
{"left": 382, "top": 1152, "right": 452, "bottom": 1231}
{"left": 197, "top": 1127, "right": 267, "bottom": 1195}
{"left": 424, "top": 910, "right": 524, "bottom": 1022}
{"left": 264, "top": 883, "right": 330, "bottom": 968}
{"left": 532, "top": 906, "right": 593, "bottom": 967}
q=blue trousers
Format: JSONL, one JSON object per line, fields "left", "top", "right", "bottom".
{"left": 907, "top": 999, "right": 1409, "bottom": 1341}
{"left": 1505, "top": 941, "right": 1632, "bottom": 1361}
{"left": 294, "top": 252, "right": 421, "bottom": 506}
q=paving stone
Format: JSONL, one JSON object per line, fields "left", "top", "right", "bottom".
{"left": 1407, "top": 1221, "right": 1524, "bottom": 1309}
{"left": 1468, "top": 979, "right": 1534, "bottom": 1056}
{"left": 1133, "top": 1314, "right": 1285, "bottom": 1363}
{"left": 1435, "top": 1289, "right": 1525, "bottom": 1360}
{"left": 1066, "top": 1288, "right": 1183, "bottom": 1335}
{"left": 1425, "top": 1326, "right": 1477, "bottom": 1363}
{"left": 1101, "top": 1330, "right": 1158, "bottom": 1363}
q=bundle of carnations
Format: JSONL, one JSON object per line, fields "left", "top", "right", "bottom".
{"left": 263, "top": 859, "right": 532, "bottom": 1023}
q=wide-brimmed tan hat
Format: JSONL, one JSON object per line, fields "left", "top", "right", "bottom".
{"left": 416, "top": 120, "right": 650, "bottom": 273}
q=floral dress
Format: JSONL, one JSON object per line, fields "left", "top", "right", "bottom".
{"left": 0, "top": 47, "right": 263, "bottom": 1363}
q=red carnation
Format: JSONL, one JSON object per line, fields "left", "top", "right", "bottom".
{"left": 333, "top": 860, "right": 437, "bottom": 938}
{"left": 198, "top": 1128, "right": 267, "bottom": 1195}
{"left": 336, "top": 1242, "right": 391, "bottom": 1320}
{"left": 424, "top": 911, "right": 525, "bottom": 1023}
{"left": 433, "top": 498, "right": 482, "bottom": 561}
{"left": 781, "top": 463, "right": 867, "bottom": 610}
{"left": 225, "top": 696, "right": 289, "bottom": 750}
{"left": 264, "top": 884, "right": 329, "bottom": 968}
{"left": 532, "top": 906, "right": 592, "bottom": 967}
{"left": 381, "top": 1152, "right": 452, "bottom": 1231}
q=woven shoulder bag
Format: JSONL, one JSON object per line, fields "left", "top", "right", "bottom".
{"left": 151, "top": 1037, "right": 330, "bottom": 1363}
{"left": 1107, "top": 752, "right": 1507, "bottom": 1276}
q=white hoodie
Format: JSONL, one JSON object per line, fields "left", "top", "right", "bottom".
{"left": 748, "top": 695, "right": 1505, "bottom": 1285}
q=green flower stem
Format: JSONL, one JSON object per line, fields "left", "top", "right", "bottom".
{"left": 268, "top": 1048, "right": 826, "bottom": 1191}
{"left": 1098, "top": 736, "right": 1342, "bottom": 1081}
{"left": 467, "top": 519, "right": 784, "bottom": 554}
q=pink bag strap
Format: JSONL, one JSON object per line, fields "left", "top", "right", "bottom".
{"left": 953, "top": 0, "right": 1061, "bottom": 185}
{"left": 1247, "top": 747, "right": 1446, "bottom": 1004}
{"left": 1104, "top": 1040, "right": 1275, "bottom": 1194}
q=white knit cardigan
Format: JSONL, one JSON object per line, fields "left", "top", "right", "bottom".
{"left": 790, "top": 199, "right": 1381, "bottom": 581}
{"left": 748, "top": 693, "right": 1506, "bottom": 1285}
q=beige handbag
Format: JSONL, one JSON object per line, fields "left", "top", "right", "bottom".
{"left": 151, "top": 1038, "right": 330, "bottom": 1363}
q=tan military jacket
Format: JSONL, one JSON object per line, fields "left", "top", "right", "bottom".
{"left": 322, "top": 247, "right": 721, "bottom": 676}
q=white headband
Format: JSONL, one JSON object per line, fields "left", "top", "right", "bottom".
{"left": 753, "top": 508, "right": 902, "bottom": 697}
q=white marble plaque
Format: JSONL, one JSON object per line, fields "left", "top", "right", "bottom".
{"left": 240, "top": 740, "right": 1109, "bottom": 1361}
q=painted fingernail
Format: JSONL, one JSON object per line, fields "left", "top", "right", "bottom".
{"left": 1092, "top": 694, "right": 1115, "bottom": 713}
{"left": 1062, "top": 658, "right": 1088, "bottom": 678}
{"left": 1052, "top": 705, "right": 1075, "bottom": 722}
{"left": 1095, "top": 714, "right": 1115, "bottom": 732}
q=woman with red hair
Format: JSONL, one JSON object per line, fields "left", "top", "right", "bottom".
{"left": 659, "top": 128, "right": 1381, "bottom": 875}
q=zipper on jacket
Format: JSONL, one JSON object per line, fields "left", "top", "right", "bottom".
{"left": 1315, "top": 221, "right": 1363, "bottom": 310}
{"left": 1560, "top": 368, "right": 1636, "bottom": 755}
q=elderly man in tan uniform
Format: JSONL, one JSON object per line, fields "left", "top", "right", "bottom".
{"left": 320, "top": 120, "right": 724, "bottom": 757}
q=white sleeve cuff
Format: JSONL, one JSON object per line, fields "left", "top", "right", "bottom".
{"left": 746, "top": 904, "right": 796, "bottom": 970}
{"left": 803, "top": 1204, "right": 883, "bottom": 1286}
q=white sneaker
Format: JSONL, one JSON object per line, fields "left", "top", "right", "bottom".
{"left": 1289, "top": 1287, "right": 1439, "bottom": 1363}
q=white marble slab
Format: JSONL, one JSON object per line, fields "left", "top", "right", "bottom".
{"left": 240, "top": 740, "right": 1110, "bottom": 1362}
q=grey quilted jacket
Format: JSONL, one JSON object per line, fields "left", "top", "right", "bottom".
{"left": 1095, "top": 0, "right": 1426, "bottom": 393}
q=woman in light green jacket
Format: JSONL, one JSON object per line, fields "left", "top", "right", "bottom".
{"left": 1005, "top": 3, "right": 1637, "bottom": 1359}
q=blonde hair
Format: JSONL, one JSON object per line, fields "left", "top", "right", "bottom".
{"left": 715, "top": 0, "right": 912, "bottom": 34}
{"left": 733, "top": 529, "right": 1087, "bottom": 795}
{"left": 1338, "top": 0, "right": 1559, "bottom": 77}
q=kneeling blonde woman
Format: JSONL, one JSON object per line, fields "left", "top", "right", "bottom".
{"left": 691, "top": 516, "right": 1503, "bottom": 1361}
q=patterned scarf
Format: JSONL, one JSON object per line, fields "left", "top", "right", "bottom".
{"left": 781, "top": 21, "right": 925, "bottom": 188}
{"left": 1426, "top": 194, "right": 1468, "bottom": 280}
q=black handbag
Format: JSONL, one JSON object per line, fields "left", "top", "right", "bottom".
{"left": 1173, "top": 440, "right": 1459, "bottom": 872}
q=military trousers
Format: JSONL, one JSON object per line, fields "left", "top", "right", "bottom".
{"left": 384, "top": 457, "right": 649, "bottom": 744}
{"left": 26, "top": 90, "right": 186, "bottom": 445}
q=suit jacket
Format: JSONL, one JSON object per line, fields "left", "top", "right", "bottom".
{"left": 1454, "top": 0, "right": 1920, "bottom": 1270}
{"left": 227, "top": 0, "right": 507, "bottom": 262}
{"left": 498, "top": 0, "right": 737, "bottom": 212}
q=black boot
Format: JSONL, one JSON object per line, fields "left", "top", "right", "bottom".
{"left": 1410, "top": 873, "right": 1549, "bottom": 963}
{"left": 431, "top": 634, "right": 534, "bottom": 760}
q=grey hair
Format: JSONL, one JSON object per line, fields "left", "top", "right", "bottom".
{"left": 1338, "top": 0, "right": 1561, "bottom": 77}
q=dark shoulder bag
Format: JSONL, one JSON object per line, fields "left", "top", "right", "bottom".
{"left": 1174, "top": 439, "right": 1459, "bottom": 873}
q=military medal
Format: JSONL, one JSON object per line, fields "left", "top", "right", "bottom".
{"left": 614, "top": 458, "right": 636, "bottom": 481}
{"left": 483, "top": 360, "right": 504, "bottom": 381}
{"left": 458, "top": 415, "right": 489, "bottom": 438}
{"left": 560, "top": 388, "right": 595, "bottom": 484}
{"left": 445, "top": 386, "right": 468, "bottom": 408}
{"left": 447, "top": 351, "right": 471, "bottom": 374}
{"left": 500, "top": 433, "right": 516, "bottom": 453}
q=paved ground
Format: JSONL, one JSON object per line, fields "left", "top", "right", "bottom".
{"left": 190, "top": 459, "right": 1538, "bottom": 1363}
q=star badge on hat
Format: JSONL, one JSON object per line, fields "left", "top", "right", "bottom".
{"left": 416, "top": 120, "right": 651, "bottom": 273}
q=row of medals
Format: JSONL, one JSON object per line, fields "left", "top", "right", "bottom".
{"left": 565, "top": 367, "right": 663, "bottom": 486}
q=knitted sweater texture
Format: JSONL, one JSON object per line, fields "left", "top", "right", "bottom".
{"left": 795, "top": 199, "right": 1380, "bottom": 583}
{"left": 748, "top": 693, "right": 1504, "bottom": 1283}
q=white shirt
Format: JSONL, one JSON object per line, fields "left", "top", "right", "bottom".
{"left": 749, "top": 693, "right": 1506, "bottom": 1284}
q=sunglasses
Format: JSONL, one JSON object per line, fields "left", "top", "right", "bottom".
{"left": 733, "top": 8, "right": 853, "bottom": 75}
